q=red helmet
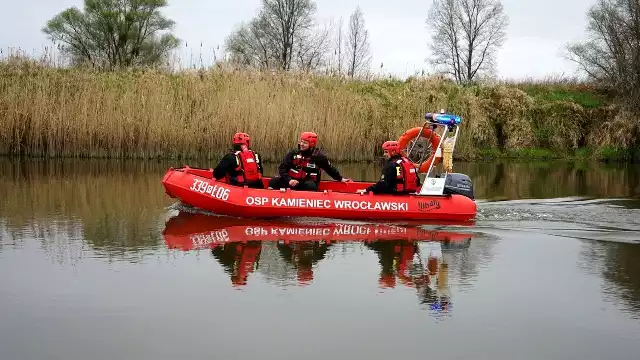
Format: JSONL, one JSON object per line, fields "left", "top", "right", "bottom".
{"left": 300, "top": 132, "right": 318, "bottom": 147}
{"left": 297, "top": 267, "right": 314, "bottom": 283}
{"left": 232, "top": 132, "right": 251, "bottom": 147}
{"left": 379, "top": 274, "right": 396, "bottom": 288}
{"left": 382, "top": 140, "right": 400, "bottom": 156}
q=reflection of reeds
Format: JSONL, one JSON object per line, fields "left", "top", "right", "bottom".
{"left": 0, "top": 158, "right": 637, "bottom": 265}
{"left": 458, "top": 161, "right": 640, "bottom": 200}
{"left": 580, "top": 241, "right": 640, "bottom": 320}
{"left": 0, "top": 158, "right": 173, "bottom": 262}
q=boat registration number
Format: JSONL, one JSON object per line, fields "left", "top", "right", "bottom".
{"left": 190, "top": 179, "right": 230, "bottom": 201}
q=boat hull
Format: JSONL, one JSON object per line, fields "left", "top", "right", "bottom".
{"left": 161, "top": 166, "right": 477, "bottom": 221}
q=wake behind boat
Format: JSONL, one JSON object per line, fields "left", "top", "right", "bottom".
{"left": 161, "top": 112, "right": 477, "bottom": 222}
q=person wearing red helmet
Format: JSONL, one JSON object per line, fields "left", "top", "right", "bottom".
{"left": 268, "top": 131, "right": 350, "bottom": 191}
{"left": 359, "top": 140, "right": 420, "bottom": 194}
{"left": 213, "top": 132, "right": 265, "bottom": 189}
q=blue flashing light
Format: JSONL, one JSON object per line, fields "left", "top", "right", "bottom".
{"left": 425, "top": 112, "right": 462, "bottom": 126}
{"left": 430, "top": 301, "right": 452, "bottom": 312}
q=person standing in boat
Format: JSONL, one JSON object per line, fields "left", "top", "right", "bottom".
{"left": 213, "top": 132, "right": 265, "bottom": 189}
{"left": 359, "top": 140, "right": 420, "bottom": 195}
{"left": 268, "top": 131, "right": 350, "bottom": 191}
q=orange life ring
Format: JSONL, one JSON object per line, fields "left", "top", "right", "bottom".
{"left": 397, "top": 127, "right": 442, "bottom": 173}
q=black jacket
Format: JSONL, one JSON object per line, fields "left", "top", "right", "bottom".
{"left": 277, "top": 148, "right": 343, "bottom": 183}
{"left": 213, "top": 149, "right": 264, "bottom": 184}
{"left": 366, "top": 155, "right": 421, "bottom": 194}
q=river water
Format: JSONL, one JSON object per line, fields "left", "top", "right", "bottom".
{"left": 1, "top": 158, "right": 640, "bottom": 360}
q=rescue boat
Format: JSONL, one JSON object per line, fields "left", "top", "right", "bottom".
{"left": 162, "top": 212, "right": 474, "bottom": 251}
{"left": 161, "top": 112, "right": 477, "bottom": 222}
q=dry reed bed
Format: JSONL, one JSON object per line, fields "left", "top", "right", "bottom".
{"left": 0, "top": 61, "right": 632, "bottom": 161}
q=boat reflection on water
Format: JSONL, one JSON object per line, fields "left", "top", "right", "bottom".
{"left": 366, "top": 241, "right": 457, "bottom": 314}
{"left": 162, "top": 211, "right": 475, "bottom": 313}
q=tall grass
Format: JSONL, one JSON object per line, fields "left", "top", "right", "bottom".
{"left": 0, "top": 53, "right": 637, "bottom": 162}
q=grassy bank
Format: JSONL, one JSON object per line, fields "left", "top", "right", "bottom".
{"left": 0, "top": 58, "right": 638, "bottom": 162}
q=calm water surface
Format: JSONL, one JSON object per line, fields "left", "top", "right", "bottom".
{"left": 1, "top": 158, "right": 640, "bottom": 360}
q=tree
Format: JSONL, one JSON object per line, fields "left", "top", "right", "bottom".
{"left": 226, "top": 0, "right": 319, "bottom": 71}
{"left": 225, "top": 13, "right": 276, "bottom": 69}
{"left": 566, "top": 0, "right": 640, "bottom": 108}
{"left": 345, "top": 6, "right": 372, "bottom": 78}
{"left": 295, "top": 23, "right": 332, "bottom": 72}
{"left": 334, "top": 16, "right": 345, "bottom": 75}
{"left": 42, "top": 0, "right": 180, "bottom": 70}
{"left": 427, "top": 0, "right": 508, "bottom": 84}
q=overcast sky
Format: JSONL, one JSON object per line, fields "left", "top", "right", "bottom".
{"left": 1, "top": 0, "right": 597, "bottom": 80}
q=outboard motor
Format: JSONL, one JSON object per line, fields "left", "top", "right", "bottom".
{"left": 441, "top": 173, "right": 474, "bottom": 200}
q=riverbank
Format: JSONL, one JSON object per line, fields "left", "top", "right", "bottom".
{"left": 1, "top": 58, "right": 637, "bottom": 162}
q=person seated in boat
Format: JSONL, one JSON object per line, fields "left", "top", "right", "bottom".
{"left": 268, "top": 131, "right": 350, "bottom": 191}
{"left": 213, "top": 132, "right": 265, "bottom": 189}
{"left": 358, "top": 140, "right": 420, "bottom": 195}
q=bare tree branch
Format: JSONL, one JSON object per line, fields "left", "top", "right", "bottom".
{"left": 225, "top": 0, "right": 322, "bottom": 71}
{"left": 335, "top": 16, "right": 345, "bottom": 75}
{"left": 295, "top": 21, "right": 332, "bottom": 72}
{"left": 346, "top": 6, "right": 372, "bottom": 78}
{"left": 565, "top": 0, "right": 640, "bottom": 111}
{"left": 426, "top": 0, "right": 507, "bottom": 84}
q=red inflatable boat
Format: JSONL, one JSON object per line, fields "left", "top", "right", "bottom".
{"left": 162, "top": 212, "right": 474, "bottom": 251}
{"left": 161, "top": 114, "right": 477, "bottom": 222}
{"left": 161, "top": 167, "right": 475, "bottom": 221}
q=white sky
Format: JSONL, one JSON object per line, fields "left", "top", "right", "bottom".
{"left": 0, "top": 0, "right": 597, "bottom": 80}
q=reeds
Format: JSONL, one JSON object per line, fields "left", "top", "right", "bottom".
{"left": 0, "top": 55, "right": 636, "bottom": 162}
